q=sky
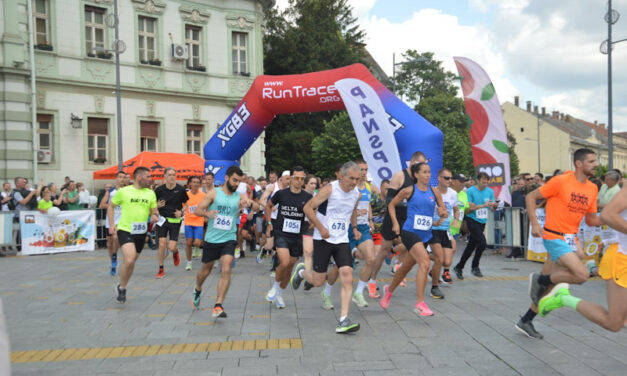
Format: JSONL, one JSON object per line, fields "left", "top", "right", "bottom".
{"left": 275, "top": 0, "right": 627, "bottom": 132}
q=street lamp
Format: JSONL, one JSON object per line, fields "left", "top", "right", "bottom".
{"left": 601, "top": 0, "right": 627, "bottom": 170}
{"left": 391, "top": 52, "right": 429, "bottom": 94}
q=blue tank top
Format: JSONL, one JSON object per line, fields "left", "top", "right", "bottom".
{"left": 204, "top": 188, "right": 240, "bottom": 243}
{"left": 402, "top": 185, "right": 436, "bottom": 243}
{"left": 355, "top": 185, "right": 371, "bottom": 225}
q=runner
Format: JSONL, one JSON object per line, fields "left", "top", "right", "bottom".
{"left": 199, "top": 173, "right": 215, "bottom": 259}
{"left": 191, "top": 166, "right": 259, "bottom": 318}
{"left": 538, "top": 184, "right": 627, "bottom": 331}
{"left": 183, "top": 176, "right": 206, "bottom": 271}
{"left": 453, "top": 172, "right": 497, "bottom": 279}
{"left": 109, "top": 167, "right": 159, "bottom": 304}
{"left": 448, "top": 174, "right": 469, "bottom": 281}
{"left": 99, "top": 171, "right": 126, "bottom": 275}
{"left": 291, "top": 161, "right": 362, "bottom": 333}
{"left": 265, "top": 166, "right": 312, "bottom": 309}
{"left": 301, "top": 174, "right": 318, "bottom": 290}
{"left": 432, "top": 169, "right": 460, "bottom": 286}
{"left": 154, "top": 167, "right": 188, "bottom": 278}
{"left": 515, "top": 149, "right": 603, "bottom": 339}
{"left": 379, "top": 162, "right": 447, "bottom": 316}
{"left": 366, "top": 179, "right": 389, "bottom": 298}
{"left": 260, "top": 171, "right": 291, "bottom": 273}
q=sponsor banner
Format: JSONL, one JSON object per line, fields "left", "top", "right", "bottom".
{"left": 335, "top": 78, "right": 402, "bottom": 187}
{"left": 20, "top": 210, "right": 95, "bottom": 255}
{"left": 0, "top": 212, "right": 12, "bottom": 245}
{"left": 476, "top": 163, "right": 506, "bottom": 186}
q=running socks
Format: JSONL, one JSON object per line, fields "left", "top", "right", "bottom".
{"left": 561, "top": 295, "right": 582, "bottom": 310}
{"left": 521, "top": 308, "right": 537, "bottom": 323}
{"left": 272, "top": 281, "right": 280, "bottom": 290}
{"left": 324, "top": 282, "right": 332, "bottom": 296}
{"left": 356, "top": 280, "right": 368, "bottom": 294}
{"left": 538, "top": 274, "right": 551, "bottom": 286}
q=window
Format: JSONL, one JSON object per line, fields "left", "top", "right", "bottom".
{"left": 140, "top": 121, "right": 159, "bottom": 152}
{"left": 37, "top": 114, "right": 52, "bottom": 151}
{"left": 138, "top": 16, "right": 157, "bottom": 62}
{"left": 32, "top": 0, "right": 50, "bottom": 45}
{"left": 87, "top": 118, "right": 109, "bottom": 163}
{"left": 186, "top": 124, "right": 203, "bottom": 155}
{"left": 85, "top": 6, "right": 106, "bottom": 56}
{"left": 185, "top": 25, "right": 202, "bottom": 68}
{"left": 232, "top": 32, "right": 248, "bottom": 75}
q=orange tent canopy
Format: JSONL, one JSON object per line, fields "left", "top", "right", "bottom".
{"left": 92, "top": 152, "right": 205, "bottom": 181}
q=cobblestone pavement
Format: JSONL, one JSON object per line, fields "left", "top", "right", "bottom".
{"left": 2, "top": 243, "right": 625, "bottom": 376}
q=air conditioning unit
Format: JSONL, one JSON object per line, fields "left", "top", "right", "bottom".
{"left": 171, "top": 44, "right": 188, "bottom": 60}
{"left": 37, "top": 149, "right": 52, "bottom": 163}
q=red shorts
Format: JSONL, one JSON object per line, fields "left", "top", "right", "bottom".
{"left": 372, "top": 232, "right": 382, "bottom": 246}
{"left": 238, "top": 213, "right": 247, "bottom": 229}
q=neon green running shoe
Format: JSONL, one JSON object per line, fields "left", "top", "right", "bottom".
{"left": 538, "top": 283, "right": 570, "bottom": 317}
{"left": 321, "top": 291, "right": 334, "bottom": 310}
{"left": 351, "top": 291, "right": 368, "bottom": 308}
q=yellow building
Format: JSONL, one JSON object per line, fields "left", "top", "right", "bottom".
{"left": 502, "top": 99, "right": 627, "bottom": 175}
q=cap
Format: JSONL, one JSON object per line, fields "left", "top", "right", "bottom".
{"left": 452, "top": 173, "right": 467, "bottom": 182}
{"left": 281, "top": 170, "right": 290, "bottom": 177}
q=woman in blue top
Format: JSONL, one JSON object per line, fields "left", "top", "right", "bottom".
{"left": 453, "top": 172, "right": 498, "bottom": 279}
{"left": 380, "top": 162, "right": 448, "bottom": 317}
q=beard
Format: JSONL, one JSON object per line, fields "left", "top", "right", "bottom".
{"left": 226, "top": 180, "right": 238, "bottom": 193}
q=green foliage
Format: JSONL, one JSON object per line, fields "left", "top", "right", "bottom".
{"left": 595, "top": 164, "right": 609, "bottom": 178}
{"left": 507, "top": 130, "right": 520, "bottom": 177}
{"left": 262, "top": 0, "right": 367, "bottom": 174}
{"left": 311, "top": 112, "right": 362, "bottom": 178}
{"left": 394, "top": 51, "right": 459, "bottom": 102}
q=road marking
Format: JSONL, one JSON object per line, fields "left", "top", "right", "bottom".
{"left": 251, "top": 315, "right": 270, "bottom": 319}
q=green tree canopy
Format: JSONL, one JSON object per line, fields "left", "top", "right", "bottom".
{"left": 311, "top": 112, "right": 361, "bottom": 178}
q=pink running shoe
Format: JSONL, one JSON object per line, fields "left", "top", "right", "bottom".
{"left": 414, "top": 301, "right": 434, "bottom": 316}
{"left": 380, "top": 285, "right": 392, "bottom": 309}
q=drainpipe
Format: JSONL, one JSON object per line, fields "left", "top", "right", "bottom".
{"left": 26, "top": 0, "right": 38, "bottom": 183}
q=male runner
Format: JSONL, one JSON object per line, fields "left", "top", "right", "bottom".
{"left": 183, "top": 176, "right": 205, "bottom": 270}
{"left": 154, "top": 167, "right": 188, "bottom": 278}
{"left": 265, "top": 166, "right": 312, "bottom": 308}
{"left": 432, "top": 169, "right": 460, "bottom": 285}
{"left": 99, "top": 171, "right": 126, "bottom": 275}
{"left": 291, "top": 162, "right": 362, "bottom": 333}
{"left": 191, "top": 166, "right": 258, "bottom": 318}
{"left": 260, "top": 171, "right": 291, "bottom": 270}
{"left": 515, "top": 148, "right": 602, "bottom": 339}
{"left": 367, "top": 178, "right": 389, "bottom": 298}
{"left": 109, "top": 167, "right": 159, "bottom": 304}
{"left": 539, "top": 184, "right": 627, "bottom": 331}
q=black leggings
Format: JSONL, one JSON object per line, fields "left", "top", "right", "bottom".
{"left": 456, "top": 217, "right": 486, "bottom": 269}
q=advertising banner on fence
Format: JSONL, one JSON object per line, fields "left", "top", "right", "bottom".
{"left": 527, "top": 208, "right": 618, "bottom": 263}
{"left": 19, "top": 210, "right": 95, "bottom": 255}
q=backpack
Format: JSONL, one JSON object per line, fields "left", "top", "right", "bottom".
{"left": 12, "top": 188, "right": 37, "bottom": 210}
{"left": 4, "top": 192, "right": 16, "bottom": 211}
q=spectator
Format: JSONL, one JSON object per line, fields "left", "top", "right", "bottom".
{"left": 12, "top": 177, "right": 41, "bottom": 251}
{"left": 77, "top": 182, "right": 90, "bottom": 208}
{"left": 37, "top": 186, "right": 54, "bottom": 214}
{"left": 590, "top": 178, "right": 603, "bottom": 191}
{"left": 1, "top": 183, "right": 12, "bottom": 212}
{"left": 534, "top": 172, "right": 544, "bottom": 187}
{"left": 598, "top": 170, "right": 621, "bottom": 209}
{"left": 64, "top": 181, "right": 82, "bottom": 210}
{"left": 553, "top": 169, "right": 563, "bottom": 176}
{"left": 512, "top": 173, "right": 534, "bottom": 209}
{"left": 612, "top": 168, "right": 623, "bottom": 186}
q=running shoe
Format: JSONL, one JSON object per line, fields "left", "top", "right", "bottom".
{"left": 430, "top": 286, "right": 444, "bottom": 299}
{"left": 111, "top": 255, "right": 118, "bottom": 268}
{"left": 303, "top": 281, "right": 314, "bottom": 291}
{"left": 269, "top": 271, "right": 275, "bottom": 278}
{"left": 336, "top": 317, "right": 360, "bottom": 333}
{"left": 231, "top": 258, "right": 236, "bottom": 269}
{"left": 192, "top": 247, "right": 201, "bottom": 259}
{"left": 380, "top": 285, "right": 392, "bottom": 309}
{"left": 368, "top": 282, "right": 380, "bottom": 299}
{"left": 185, "top": 261, "right": 192, "bottom": 271}
{"left": 265, "top": 287, "right": 277, "bottom": 303}
{"left": 256, "top": 251, "right": 263, "bottom": 264}
{"left": 321, "top": 291, "right": 334, "bottom": 310}
{"left": 234, "top": 248, "right": 241, "bottom": 259}
{"left": 212, "top": 306, "right": 227, "bottom": 318}
{"left": 290, "top": 263, "right": 305, "bottom": 289}
{"left": 414, "top": 301, "right": 434, "bottom": 316}
{"left": 352, "top": 291, "right": 368, "bottom": 308}
{"left": 274, "top": 294, "right": 286, "bottom": 309}
{"left": 538, "top": 283, "right": 570, "bottom": 317}
{"left": 116, "top": 284, "right": 126, "bottom": 304}
{"left": 392, "top": 262, "right": 400, "bottom": 274}
{"left": 384, "top": 253, "right": 391, "bottom": 265}
{"left": 172, "top": 251, "right": 180, "bottom": 267}
{"left": 400, "top": 278, "right": 407, "bottom": 287}
{"left": 156, "top": 269, "right": 165, "bottom": 279}
{"left": 528, "top": 272, "right": 545, "bottom": 306}
{"left": 471, "top": 267, "right": 483, "bottom": 278}
{"left": 453, "top": 266, "right": 464, "bottom": 280}
{"left": 441, "top": 270, "right": 453, "bottom": 285}
{"left": 515, "top": 318, "right": 543, "bottom": 339}
{"left": 191, "top": 289, "right": 201, "bottom": 310}
{"left": 110, "top": 267, "right": 116, "bottom": 276}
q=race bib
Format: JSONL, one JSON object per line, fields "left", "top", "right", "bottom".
{"left": 188, "top": 205, "right": 197, "bottom": 214}
{"left": 213, "top": 214, "right": 232, "bottom": 231}
{"left": 413, "top": 215, "right": 432, "bottom": 231}
{"left": 131, "top": 222, "right": 147, "bottom": 235}
{"left": 476, "top": 208, "right": 488, "bottom": 219}
{"left": 329, "top": 219, "right": 348, "bottom": 238}
{"left": 157, "top": 216, "right": 166, "bottom": 227}
{"left": 564, "top": 234, "right": 578, "bottom": 252}
{"left": 282, "top": 218, "right": 301, "bottom": 234}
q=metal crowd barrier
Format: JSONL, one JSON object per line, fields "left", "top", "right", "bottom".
{"left": 484, "top": 207, "right": 528, "bottom": 255}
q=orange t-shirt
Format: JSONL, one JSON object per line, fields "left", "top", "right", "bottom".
{"left": 184, "top": 190, "right": 206, "bottom": 227}
{"left": 539, "top": 171, "right": 598, "bottom": 240}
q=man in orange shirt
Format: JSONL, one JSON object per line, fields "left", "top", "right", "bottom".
{"left": 184, "top": 176, "right": 206, "bottom": 271}
{"left": 515, "top": 148, "right": 604, "bottom": 339}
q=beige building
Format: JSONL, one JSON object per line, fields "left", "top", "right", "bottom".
{"left": 502, "top": 99, "right": 627, "bottom": 176}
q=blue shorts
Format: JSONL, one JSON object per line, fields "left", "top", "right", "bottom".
{"left": 348, "top": 224, "right": 373, "bottom": 249}
{"left": 185, "top": 225, "right": 204, "bottom": 241}
{"left": 543, "top": 238, "right": 575, "bottom": 262}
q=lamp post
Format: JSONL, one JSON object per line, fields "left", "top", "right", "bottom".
{"left": 391, "top": 52, "right": 429, "bottom": 94}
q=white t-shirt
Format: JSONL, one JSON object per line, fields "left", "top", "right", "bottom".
{"left": 0, "top": 192, "right": 9, "bottom": 211}
{"left": 313, "top": 181, "right": 360, "bottom": 244}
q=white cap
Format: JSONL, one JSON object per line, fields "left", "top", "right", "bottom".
{"left": 281, "top": 170, "right": 290, "bottom": 177}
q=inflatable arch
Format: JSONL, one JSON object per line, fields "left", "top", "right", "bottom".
{"left": 203, "top": 63, "right": 443, "bottom": 185}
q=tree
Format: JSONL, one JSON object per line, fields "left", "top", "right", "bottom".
{"left": 311, "top": 112, "right": 361, "bottom": 178}
{"left": 262, "top": 0, "right": 366, "bottom": 173}
{"left": 394, "top": 51, "right": 458, "bottom": 102}
{"left": 507, "top": 130, "right": 520, "bottom": 178}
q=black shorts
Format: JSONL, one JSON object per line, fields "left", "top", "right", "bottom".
{"left": 400, "top": 230, "right": 435, "bottom": 253}
{"left": 381, "top": 213, "right": 407, "bottom": 241}
{"left": 431, "top": 229, "right": 452, "bottom": 248}
{"left": 241, "top": 218, "right": 255, "bottom": 233}
{"left": 156, "top": 220, "right": 181, "bottom": 241}
{"left": 313, "top": 240, "right": 352, "bottom": 273}
{"left": 117, "top": 230, "right": 146, "bottom": 253}
{"left": 202, "top": 240, "right": 236, "bottom": 263}
{"left": 302, "top": 223, "right": 314, "bottom": 237}
{"left": 269, "top": 219, "right": 278, "bottom": 238}
{"left": 275, "top": 235, "right": 303, "bottom": 257}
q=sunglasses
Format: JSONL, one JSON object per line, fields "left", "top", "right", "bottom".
{"left": 292, "top": 176, "right": 305, "bottom": 181}
{"left": 442, "top": 176, "right": 452, "bottom": 180}
{"left": 526, "top": 178, "right": 534, "bottom": 181}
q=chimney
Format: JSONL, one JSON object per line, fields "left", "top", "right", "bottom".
{"left": 565, "top": 114, "right": 574, "bottom": 123}
{"left": 541, "top": 107, "right": 546, "bottom": 116}
{"left": 526, "top": 101, "right": 532, "bottom": 112}
{"left": 514, "top": 96, "right": 519, "bottom": 107}
{"left": 534, "top": 105, "right": 538, "bottom": 114}
{"left": 594, "top": 120, "right": 598, "bottom": 125}
{"left": 552, "top": 111, "right": 559, "bottom": 119}
{"left": 599, "top": 123, "right": 606, "bottom": 128}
